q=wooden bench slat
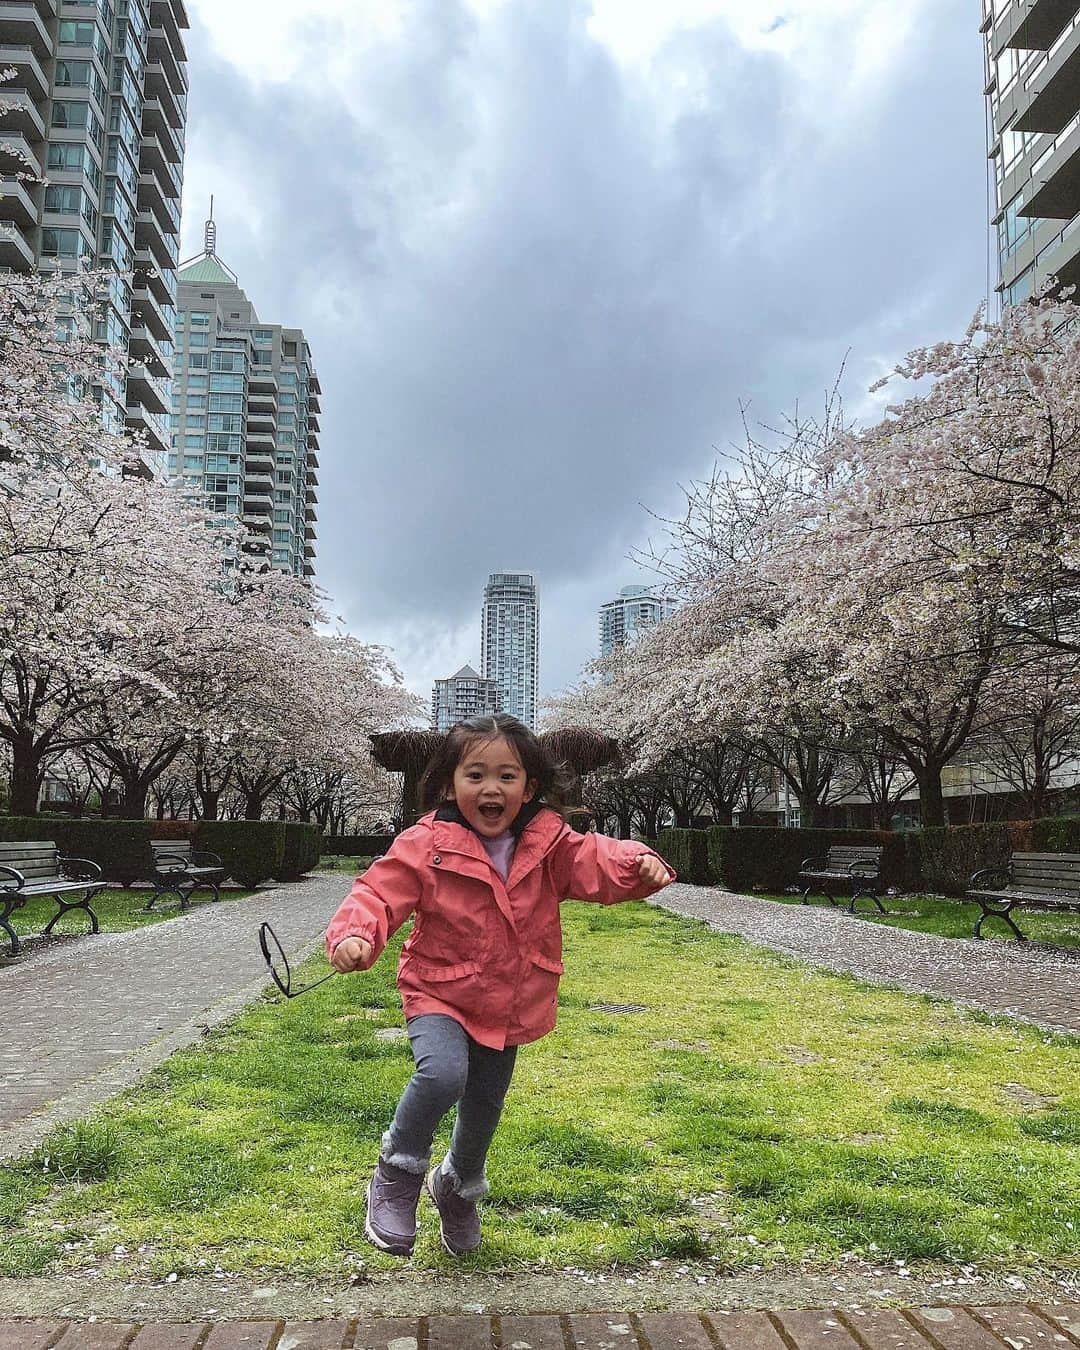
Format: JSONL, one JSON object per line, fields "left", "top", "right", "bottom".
{"left": 965, "top": 850, "right": 1080, "bottom": 939}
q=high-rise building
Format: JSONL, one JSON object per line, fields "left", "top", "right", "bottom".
{"left": 0, "top": 0, "right": 190, "bottom": 477}
{"left": 432, "top": 664, "right": 502, "bottom": 732}
{"left": 599, "top": 584, "right": 677, "bottom": 657}
{"left": 171, "top": 219, "right": 320, "bottom": 578}
{"left": 481, "top": 572, "right": 539, "bottom": 729}
{"left": 983, "top": 0, "right": 1080, "bottom": 307}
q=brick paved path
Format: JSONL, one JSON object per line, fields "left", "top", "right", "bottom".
{"left": 1, "top": 1303, "right": 1078, "bottom": 1349}
{"left": 0, "top": 874, "right": 348, "bottom": 1160}
{"left": 653, "top": 884, "right": 1080, "bottom": 1034}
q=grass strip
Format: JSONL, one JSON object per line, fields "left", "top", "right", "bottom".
{"left": 1, "top": 901, "right": 1076, "bottom": 1280}
{"left": 9, "top": 887, "right": 255, "bottom": 938}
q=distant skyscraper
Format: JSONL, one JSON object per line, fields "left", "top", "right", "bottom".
{"left": 0, "top": 0, "right": 190, "bottom": 478}
{"left": 171, "top": 217, "right": 320, "bottom": 579}
{"left": 983, "top": 0, "right": 1080, "bottom": 306}
{"left": 599, "top": 585, "right": 676, "bottom": 657}
{"left": 481, "top": 573, "right": 539, "bottom": 729}
{"left": 432, "top": 664, "right": 502, "bottom": 732}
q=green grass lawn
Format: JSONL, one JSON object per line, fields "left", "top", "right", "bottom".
{"left": 1, "top": 901, "right": 1077, "bottom": 1283}
{"left": 315, "top": 855, "right": 376, "bottom": 873}
{"left": 8, "top": 886, "right": 256, "bottom": 939}
{"left": 756, "top": 890, "right": 1080, "bottom": 948}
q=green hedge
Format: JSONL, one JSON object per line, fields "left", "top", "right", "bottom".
{"left": 0, "top": 816, "right": 152, "bottom": 885}
{"left": 657, "top": 828, "right": 712, "bottom": 885}
{"left": 706, "top": 826, "right": 912, "bottom": 894}
{"left": 196, "top": 820, "right": 286, "bottom": 889}
{"left": 275, "top": 822, "right": 322, "bottom": 881}
{"left": 911, "top": 816, "right": 1080, "bottom": 895}
{"left": 322, "top": 833, "right": 393, "bottom": 856}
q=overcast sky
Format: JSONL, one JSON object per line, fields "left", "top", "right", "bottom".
{"left": 179, "top": 0, "right": 989, "bottom": 706}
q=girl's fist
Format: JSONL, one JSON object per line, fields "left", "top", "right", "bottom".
{"left": 637, "top": 853, "right": 673, "bottom": 890}
{"left": 331, "top": 936, "right": 373, "bottom": 973}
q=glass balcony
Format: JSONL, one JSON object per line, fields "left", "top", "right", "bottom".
{"left": 0, "top": 177, "right": 38, "bottom": 228}
{"left": 0, "top": 221, "right": 34, "bottom": 269}
{"left": 0, "top": 5, "right": 52, "bottom": 58}
{"left": 0, "top": 43, "right": 49, "bottom": 100}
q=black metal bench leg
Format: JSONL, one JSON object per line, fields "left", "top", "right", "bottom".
{"left": 801, "top": 887, "right": 814, "bottom": 905}
{"left": 42, "top": 895, "right": 100, "bottom": 936}
{"left": 975, "top": 901, "right": 1027, "bottom": 941}
{"left": 209, "top": 882, "right": 220, "bottom": 904}
{"left": 0, "top": 900, "right": 21, "bottom": 956}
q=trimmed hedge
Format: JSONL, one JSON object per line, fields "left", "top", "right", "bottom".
{"left": 658, "top": 828, "right": 712, "bottom": 885}
{"left": 275, "top": 822, "right": 322, "bottom": 881}
{"left": 707, "top": 826, "right": 913, "bottom": 894}
{"left": 196, "top": 820, "right": 286, "bottom": 889}
{"left": 322, "top": 833, "right": 393, "bottom": 857}
{"left": 911, "top": 816, "right": 1080, "bottom": 895}
{"left": 0, "top": 816, "right": 152, "bottom": 885}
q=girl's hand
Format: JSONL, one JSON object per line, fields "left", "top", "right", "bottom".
{"left": 331, "top": 936, "right": 373, "bottom": 973}
{"left": 637, "top": 854, "right": 673, "bottom": 890}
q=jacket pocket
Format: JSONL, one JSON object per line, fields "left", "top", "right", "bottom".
{"left": 527, "top": 950, "right": 564, "bottom": 975}
{"left": 407, "top": 957, "right": 482, "bottom": 983}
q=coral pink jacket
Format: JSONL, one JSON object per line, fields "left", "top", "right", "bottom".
{"left": 325, "top": 806, "right": 674, "bottom": 1050}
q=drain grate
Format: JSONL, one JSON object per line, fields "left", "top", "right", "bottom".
{"left": 589, "top": 1002, "right": 650, "bottom": 1014}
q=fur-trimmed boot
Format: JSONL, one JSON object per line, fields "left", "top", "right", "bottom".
{"left": 364, "top": 1157, "right": 426, "bottom": 1257}
{"left": 426, "top": 1157, "right": 484, "bottom": 1255}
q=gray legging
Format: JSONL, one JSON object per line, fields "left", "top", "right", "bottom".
{"left": 381, "top": 1013, "right": 518, "bottom": 1197}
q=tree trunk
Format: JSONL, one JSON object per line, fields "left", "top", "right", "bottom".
{"left": 10, "top": 742, "right": 43, "bottom": 816}
{"left": 243, "top": 790, "right": 268, "bottom": 821}
{"left": 198, "top": 789, "right": 221, "bottom": 821}
{"left": 119, "top": 775, "right": 150, "bottom": 820}
{"left": 915, "top": 766, "right": 946, "bottom": 828}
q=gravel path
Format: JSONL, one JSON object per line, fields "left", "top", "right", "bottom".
{"left": 0, "top": 873, "right": 349, "bottom": 1160}
{"left": 652, "top": 883, "right": 1079, "bottom": 1034}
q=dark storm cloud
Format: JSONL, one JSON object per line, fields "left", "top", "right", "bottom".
{"left": 180, "top": 0, "right": 988, "bottom": 695}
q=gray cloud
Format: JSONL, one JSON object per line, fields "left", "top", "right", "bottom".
{"left": 179, "top": 0, "right": 987, "bottom": 698}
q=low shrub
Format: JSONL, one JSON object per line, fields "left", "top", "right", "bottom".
{"left": 657, "top": 828, "right": 711, "bottom": 884}
{"left": 275, "top": 822, "right": 322, "bottom": 881}
{"left": 0, "top": 816, "right": 152, "bottom": 885}
{"left": 706, "top": 826, "right": 912, "bottom": 894}
{"left": 322, "top": 833, "right": 393, "bottom": 857}
{"left": 195, "top": 820, "right": 286, "bottom": 888}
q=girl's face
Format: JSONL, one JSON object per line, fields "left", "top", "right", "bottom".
{"left": 448, "top": 734, "right": 537, "bottom": 838}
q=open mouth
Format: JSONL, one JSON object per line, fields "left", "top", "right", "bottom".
{"left": 478, "top": 803, "right": 504, "bottom": 823}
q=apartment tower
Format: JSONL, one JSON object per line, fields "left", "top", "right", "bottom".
{"left": 0, "top": 0, "right": 189, "bottom": 477}
{"left": 983, "top": 0, "right": 1080, "bottom": 305}
{"left": 599, "top": 584, "right": 677, "bottom": 658}
{"left": 172, "top": 220, "right": 320, "bottom": 578}
{"left": 431, "top": 664, "right": 501, "bottom": 733}
{"left": 481, "top": 572, "right": 539, "bottom": 730}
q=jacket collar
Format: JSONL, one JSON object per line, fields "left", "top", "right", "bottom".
{"left": 429, "top": 800, "right": 566, "bottom": 874}
{"left": 433, "top": 797, "right": 548, "bottom": 839}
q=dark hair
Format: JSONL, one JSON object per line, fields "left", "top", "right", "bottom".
{"left": 418, "top": 713, "right": 572, "bottom": 812}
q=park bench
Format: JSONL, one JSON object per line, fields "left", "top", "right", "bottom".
{"left": 0, "top": 840, "right": 107, "bottom": 957}
{"left": 799, "top": 845, "right": 886, "bottom": 914}
{"left": 145, "top": 839, "right": 226, "bottom": 912}
{"left": 966, "top": 851, "right": 1080, "bottom": 940}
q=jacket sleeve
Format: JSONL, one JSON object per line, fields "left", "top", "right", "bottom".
{"left": 555, "top": 829, "right": 676, "bottom": 906}
{"left": 325, "top": 828, "right": 426, "bottom": 968}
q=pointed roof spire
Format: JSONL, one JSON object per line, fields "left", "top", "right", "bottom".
{"left": 178, "top": 194, "right": 239, "bottom": 284}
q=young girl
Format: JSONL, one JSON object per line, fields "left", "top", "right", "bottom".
{"left": 325, "top": 713, "right": 674, "bottom": 1258}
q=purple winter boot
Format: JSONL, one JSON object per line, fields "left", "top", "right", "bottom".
{"left": 364, "top": 1158, "right": 425, "bottom": 1257}
{"left": 426, "top": 1159, "right": 483, "bottom": 1255}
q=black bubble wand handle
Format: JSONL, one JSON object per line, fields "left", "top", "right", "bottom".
{"left": 259, "top": 921, "right": 337, "bottom": 999}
